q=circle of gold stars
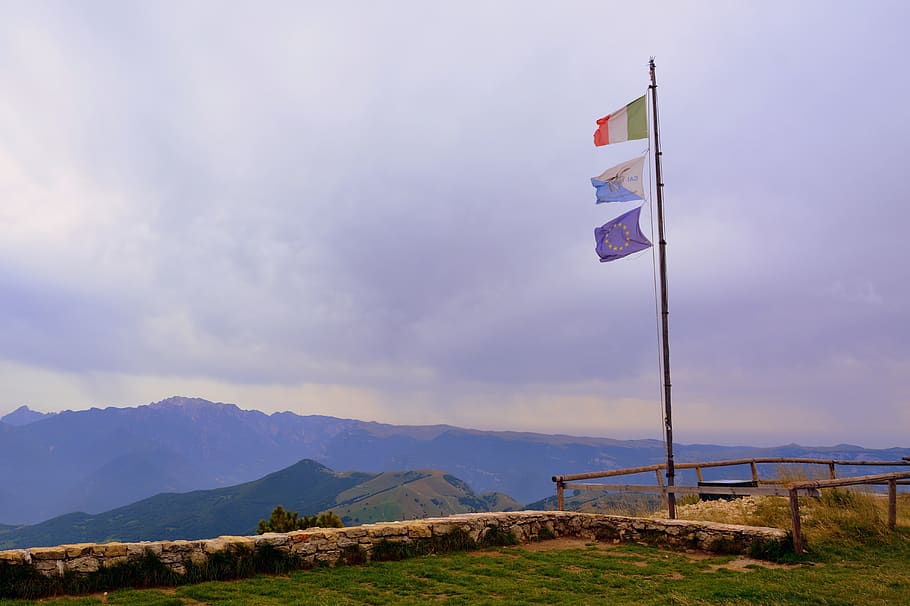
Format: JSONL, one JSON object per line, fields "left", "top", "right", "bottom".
{"left": 603, "top": 221, "right": 631, "bottom": 251}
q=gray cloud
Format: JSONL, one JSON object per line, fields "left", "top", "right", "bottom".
{"left": 0, "top": 1, "right": 908, "bottom": 447}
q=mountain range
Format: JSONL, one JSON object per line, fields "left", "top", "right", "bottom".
{"left": 2, "top": 396, "right": 907, "bottom": 525}
{"left": 0, "top": 405, "right": 56, "bottom": 426}
{"left": 0, "top": 459, "right": 519, "bottom": 549}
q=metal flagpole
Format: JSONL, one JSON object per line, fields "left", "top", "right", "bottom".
{"left": 649, "top": 58, "right": 676, "bottom": 519}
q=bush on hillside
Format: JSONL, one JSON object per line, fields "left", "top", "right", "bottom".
{"left": 256, "top": 505, "right": 343, "bottom": 534}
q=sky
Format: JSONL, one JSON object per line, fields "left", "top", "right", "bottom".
{"left": 1, "top": 1, "right": 908, "bottom": 448}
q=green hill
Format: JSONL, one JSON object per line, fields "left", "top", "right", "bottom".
{"left": 0, "top": 460, "right": 372, "bottom": 548}
{"left": 527, "top": 492, "right": 662, "bottom": 516}
{"left": 330, "top": 470, "right": 521, "bottom": 525}
{"left": 0, "top": 460, "right": 523, "bottom": 549}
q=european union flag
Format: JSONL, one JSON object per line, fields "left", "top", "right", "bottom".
{"left": 595, "top": 205, "right": 652, "bottom": 262}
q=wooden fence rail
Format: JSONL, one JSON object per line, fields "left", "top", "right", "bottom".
{"left": 551, "top": 458, "right": 910, "bottom": 554}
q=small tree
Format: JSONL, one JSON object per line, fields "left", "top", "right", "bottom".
{"left": 257, "top": 505, "right": 299, "bottom": 534}
{"left": 300, "top": 511, "right": 344, "bottom": 529}
{"left": 257, "top": 506, "right": 343, "bottom": 534}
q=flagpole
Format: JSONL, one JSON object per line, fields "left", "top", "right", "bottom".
{"left": 649, "top": 58, "right": 676, "bottom": 519}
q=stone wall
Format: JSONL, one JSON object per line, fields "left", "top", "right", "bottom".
{"left": 0, "top": 511, "right": 788, "bottom": 580}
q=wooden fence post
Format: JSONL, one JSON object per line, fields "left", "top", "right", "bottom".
{"left": 557, "top": 481, "right": 565, "bottom": 512}
{"left": 750, "top": 461, "right": 758, "bottom": 483}
{"left": 655, "top": 469, "right": 667, "bottom": 507}
{"left": 789, "top": 487, "right": 803, "bottom": 555}
{"left": 888, "top": 480, "right": 897, "bottom": 530}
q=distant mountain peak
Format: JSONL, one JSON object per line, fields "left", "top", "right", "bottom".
{"left": 149, "top": 396, "right": 240, "bottom": 412}
{"left": 1, "top": 405, "right": 57, "bottom": 427}
{"left": 145, "top": 397, "right": 246, "bottom": 424}
{"left": 150, "top": 396, "right": 217, "bottom": 408}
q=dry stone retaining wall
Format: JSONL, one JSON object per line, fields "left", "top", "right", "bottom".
{"left": 0, "top": 511, "right": 787, "bottom": 580}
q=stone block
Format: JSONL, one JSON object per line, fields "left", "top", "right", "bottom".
{"left": 100, "top": 543, "right": 128, "bottom": 557}
{"left": 29, "top": 546, "right": 66, "bottom": 560}
{"left": 378, "top": 525, "right": 404, "bottom": 537}
{"left": 204, "top": 539, "right": 228, "bottom": 554}
{"left": 339, "top": 527, "right": 366, "bottom": 539}
{"left": 300, "top": 553, "right": 316, "bottom": 565}
{"left": 127, "top": 542, "right": 161, "bottom": 557}
{"left": 428, "top": 523, "right": 456, "bottom": 536}
{"left": 33, "top": 559, "right": 64, "bottom": 576}
{"left": 63, "top": 543, "right": 96, "bottom": 558}
{"left": 255, "top": 533, "right": 290, "bottom": 548}
{"left": 288, "top": 531, "right": 310, "bottom": 543}
{"left": 65, "top": 556, "right": 101, "bottom": 574}
{"left": 407, "top": 524, "right": 431, "bottom": 539}
{"left": 0, "top": 549, "right": 30, "bottom": 564}
{"left": 293, "top": 542, "right": 318, "bottom": 555}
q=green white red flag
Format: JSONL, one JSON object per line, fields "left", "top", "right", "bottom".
{"left": 593, "top": 95, "right": 648, "bottom": 146}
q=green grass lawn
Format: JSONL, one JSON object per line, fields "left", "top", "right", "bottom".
{"left": 3, "top": 534, "right": 909, "bottom": 606}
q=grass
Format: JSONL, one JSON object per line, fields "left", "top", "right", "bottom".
{"left": 2, "top": 534, "right": 909, "bottom": 605}
{"left": 0, "top": 527, "right": 515, "bottom": 601}
{"left": 672, "top": 490, "right": 910, "bottom": 552}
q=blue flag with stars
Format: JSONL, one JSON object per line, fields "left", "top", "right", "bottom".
{"left": 595, "top": 205, "right": 652, "bottom": 262}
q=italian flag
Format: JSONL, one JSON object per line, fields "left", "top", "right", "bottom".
{"left": 594, "top": 95, "right": 648, "bottom": 146}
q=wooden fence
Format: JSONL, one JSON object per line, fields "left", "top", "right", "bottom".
{"left": 552, "top": 457, "right": 910, "bottom": 554}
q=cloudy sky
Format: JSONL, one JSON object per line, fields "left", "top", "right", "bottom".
{"left": 1, "top": 1, "right": 907, "bottom": 448}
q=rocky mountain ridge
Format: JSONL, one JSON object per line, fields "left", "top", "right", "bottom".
{"left": 1, "top": 396, "right": 906, "bottom": 525}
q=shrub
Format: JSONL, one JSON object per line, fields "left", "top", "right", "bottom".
{"left": 257, "top": 506, "right": 344, "bottom": 534}
{"left": 749, "top": 496, "right": 793, "bottom": 529}
{"left": 339, "top": 545, "right": 368, "bottom": 566}
{"left": 0, "top": 551, "right": 181, "bottom": 600}
{"left": 251, "top": 542, "right": 303, "bottom": 575}
{"left": 0, "top": 561, "right": 57, "bottom": 600}
{"left": 480, "top": 524, "right": 518, "bottom": 547}
{"left": 807, "top": 488, "right": 889, "bottom": 545}
{"left": 0, "top": 544, "right": 316, "bottom": 600}
{"left": 370, "top": 528, "right": 481, "bottom": 563}
{"left": 748, "top": 533, "right": 796, "bottom": 563}
{"left": 676, "top": 493, "right": 701, "bottom": 507}
{"left": 429, "top": 527, "right": 477, "bottom": 553}
{"left": 371, "top": 539, "right": 418, "bottom": 562}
